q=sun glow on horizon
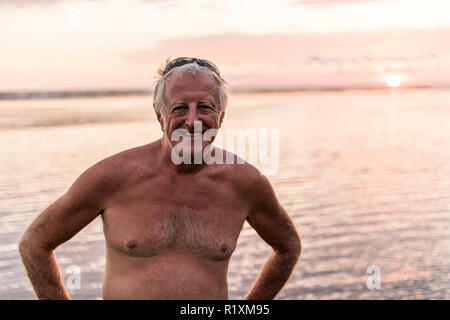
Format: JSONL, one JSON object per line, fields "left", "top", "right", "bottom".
{"left": 386, "top": 74, "right": 402, "bottom": 88}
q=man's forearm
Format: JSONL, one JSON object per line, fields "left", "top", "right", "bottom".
{"left": 19, "top": 240, "right": 70, "bottom": 300}
{"left": 245, "top": 249, "right": 299, "bottom": 300}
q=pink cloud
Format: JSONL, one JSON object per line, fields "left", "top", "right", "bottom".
{"left": 1, "top": 0, "right": 63, "bottom": 5}
{"left": 291, "top": 0, "right": 393, "bottom": 4}
{"left": 127, "top": 28, "right": 450, "bottom": 87}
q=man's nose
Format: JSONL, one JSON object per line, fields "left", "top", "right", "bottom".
{"left": 185, "top": 106, "right": 200, "bottom": 129}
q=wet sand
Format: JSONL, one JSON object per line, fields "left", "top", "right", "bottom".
{"left": 0, "top": 89, "right": 449, "bottom": 299}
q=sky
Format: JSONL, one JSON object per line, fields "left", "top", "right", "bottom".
{"left": 0, "top": 0, "right": 449, "bottom": 90}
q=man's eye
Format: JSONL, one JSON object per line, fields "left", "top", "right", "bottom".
{"left": 173, "top": 106, "right": 186, "bottom": 111}
{"left": 199, "top": 105, "right": 212, "bottom": 110}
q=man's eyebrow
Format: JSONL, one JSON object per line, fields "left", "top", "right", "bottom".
{"left": 170, "top": 99, "right": 216, "bottom": 106}
{"left": 170, "top": 101, "right": 190, "bottom": 108}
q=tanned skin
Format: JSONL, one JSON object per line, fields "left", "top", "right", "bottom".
{"left": 19, "top": 72, "right": 301, "bottom": 300}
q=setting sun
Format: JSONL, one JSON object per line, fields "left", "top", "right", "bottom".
{"left": 386, "top": 74, "right": 402, "bottom": 87}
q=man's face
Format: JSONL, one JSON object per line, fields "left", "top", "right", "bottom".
{"left": 158, "top": 72, "right": 224, "bottom": 156}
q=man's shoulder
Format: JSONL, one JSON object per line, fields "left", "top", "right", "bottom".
{"left": 210, "top": 150, "right": 278, "bottom": 213}
{"left": 210, "top": 148, "right": 266, "bottom": 189}
{"left": 78, "top": 142, "right": 158, "bottom": 186}
{"left": 62, "top": 143, "right": 159, "bottom": 209}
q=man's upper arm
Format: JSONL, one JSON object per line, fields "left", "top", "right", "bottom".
{"left": 21, "top": 158, "right": 120, "bottom": 250}
{"left": 245, "top": 173, "right": 301, "bottom": 254}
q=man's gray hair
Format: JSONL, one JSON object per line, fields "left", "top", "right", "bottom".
{"left": 153, "top": 61, "right": 228, "bottom": 115}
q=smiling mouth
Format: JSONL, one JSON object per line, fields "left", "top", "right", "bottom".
{"left": 180, "top": 129, "right": 207, "bottom": 137}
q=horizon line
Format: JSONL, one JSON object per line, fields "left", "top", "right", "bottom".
{"left": 1, "top": 83, "right": 450, "bottom": 101}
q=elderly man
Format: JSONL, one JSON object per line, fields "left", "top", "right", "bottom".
{"left": 19, "top": 57, "right": 301, "bottom": 300}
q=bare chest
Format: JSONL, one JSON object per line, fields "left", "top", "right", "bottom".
{"left": 102, "top": 176, "right": 248, "bottom": 261}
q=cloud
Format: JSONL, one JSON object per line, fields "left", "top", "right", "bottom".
{"left": 305, "top": 53, "right": 439, "bottom": 65}
{"left": 127, "top": 28, "right": 450, "bottom": 86}
{"left": 291, "top": 0, "right": 393, "bottom": 5}
{"left": 0, "top": 0, "right": 178, "bottom": 8}
{"left": 1, "top": 0, "right": 62, "bottom": 5}
{"left": 129, "top": 28, "right": 450, "bottom": 64}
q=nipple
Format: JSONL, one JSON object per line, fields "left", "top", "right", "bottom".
{"left": 127, "top": 240, "right": 138, "bottom": 249}
{"left": 220, "top": 244, "right": 227, "bottom": 252}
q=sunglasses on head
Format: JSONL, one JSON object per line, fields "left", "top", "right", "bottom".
{"left": 162, "top": 57, "right": 221, "bottom": 77}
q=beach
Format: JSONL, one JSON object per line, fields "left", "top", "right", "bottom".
{"left": 0, "top": 89, "right": 449, "bottom": 299}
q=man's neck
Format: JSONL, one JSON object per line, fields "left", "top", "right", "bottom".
{"left": 159, "top": 137, "right": 208, "bottom": 175}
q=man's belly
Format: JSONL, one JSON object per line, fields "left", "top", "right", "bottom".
{"left": 102, "top": 250, "right": 230, "bottom": 300}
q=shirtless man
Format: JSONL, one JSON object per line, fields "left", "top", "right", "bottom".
{"left": 18, "top": 57, "right": 301, "bottom": 300}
